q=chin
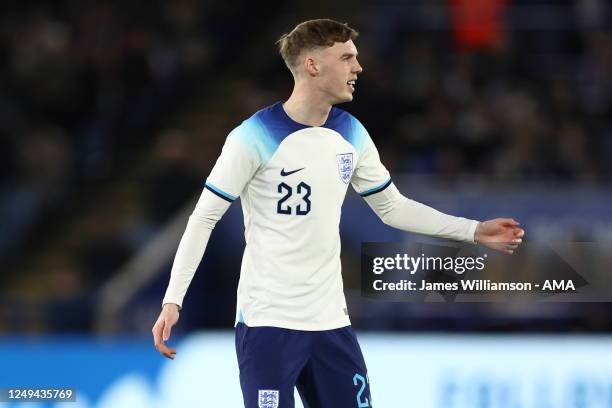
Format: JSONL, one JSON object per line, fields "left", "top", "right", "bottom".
{"left": 329, "top": 91, "right": 354, "bottom": 105}
{"left": 337, "top": 93, "right": 354, "bottom": 104}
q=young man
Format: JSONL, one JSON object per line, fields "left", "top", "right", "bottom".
{"left": 152, "top": 19, "right": 524, "bottom": 407}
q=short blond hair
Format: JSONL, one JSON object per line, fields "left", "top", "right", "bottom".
{"left": 276, "top": 19, "right": 359, "bottom": 73}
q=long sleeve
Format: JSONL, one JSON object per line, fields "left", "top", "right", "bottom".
{"left": 161, "top": 189, "right": 231, "bottom": 308}
{"left": 161, "top": 123, "right": 260, "bottom": 308}
{"left": 362, "top": 183, "right": 478, "bottom": 242}
{"left": 350, "top": 121, "right": 478, "bottom": 243}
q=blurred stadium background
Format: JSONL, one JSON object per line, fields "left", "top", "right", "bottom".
{"left": 1, "top": 0, "right": 612, "bottom": 407}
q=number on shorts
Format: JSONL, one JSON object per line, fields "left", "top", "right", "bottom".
{"left": 353, "top": 373, "right": 370, "bottom": 407}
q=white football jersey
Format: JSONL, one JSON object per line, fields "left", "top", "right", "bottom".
{"left": 162, "top": 101, "right": 478, "bottom": 330}
{"left": 205, "top": 102, "right": 391, "bottom": 331}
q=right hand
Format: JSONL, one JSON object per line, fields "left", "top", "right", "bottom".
{"left": 152, "top": 303, "right": 180, "bottom": 359}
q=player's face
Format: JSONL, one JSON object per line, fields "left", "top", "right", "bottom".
{"left": 316, "top": 40, "right": 363, "bottom": 104}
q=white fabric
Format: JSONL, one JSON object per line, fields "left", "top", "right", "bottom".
{"left": 161, "top": 103, "right": 479, "bottom": 330}
{"left": 363, "top": 183, "right": 478, "bottom": 242}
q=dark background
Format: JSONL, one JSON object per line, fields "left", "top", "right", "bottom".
{"left": 1, "top": 0, "right": 611, "bottom": 336}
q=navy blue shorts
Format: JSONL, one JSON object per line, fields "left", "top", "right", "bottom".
{"left": 235, "top": 323, "right": 372, "bottom": 408}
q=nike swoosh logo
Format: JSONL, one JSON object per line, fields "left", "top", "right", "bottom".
{"left": 280, "top": 167, "right": 304, "bottom": 177}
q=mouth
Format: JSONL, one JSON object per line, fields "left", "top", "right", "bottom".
{"left": 347, "top": 80, "right": 356, "bottom": 92}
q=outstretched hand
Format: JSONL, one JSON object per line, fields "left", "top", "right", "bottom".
{"left": 474, "top": 218, "right": 525, "bottom": 254}
{"left": 152, "top": 303, "right": 180, "bottom": 359}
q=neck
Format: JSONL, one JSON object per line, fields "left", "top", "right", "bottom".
{"left": 283, "top": 81, "right": 332, "bottom": 127}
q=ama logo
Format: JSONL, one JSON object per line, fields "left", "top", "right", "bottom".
{"left": 258, "top": 389, "right": 279, "bottom": 408}
{"left": 542, "top": 280, "right": 576, "bottom": 291}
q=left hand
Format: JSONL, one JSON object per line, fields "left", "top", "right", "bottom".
{"left": 474, "top": 218, "right": 525, "bottom": 254}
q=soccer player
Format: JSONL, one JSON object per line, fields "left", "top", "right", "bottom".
{"left": 152, "top": 19, "right": 524, "bottom": 407}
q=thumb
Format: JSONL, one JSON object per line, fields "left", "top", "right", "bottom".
{"left": 163, "top": 318, "right": 173, "bottom": 341}
{"left": 502, "top": 218, "right": 520, "bottom": 226}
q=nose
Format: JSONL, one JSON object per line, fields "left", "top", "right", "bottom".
{"left": 354, "top": 59, "right": 363, "bottom": 74}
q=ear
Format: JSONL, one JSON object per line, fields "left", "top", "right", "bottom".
{"left": 304, "top": 57, "right": 319, "bottom": 77}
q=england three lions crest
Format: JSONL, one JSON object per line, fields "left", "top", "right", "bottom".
{"left": 258, "top": 390, "right": 279, "bottom": 408}
{"left": 336, "top": 153, "right": 353, "bottom": 184}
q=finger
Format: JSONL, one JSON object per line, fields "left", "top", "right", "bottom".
{"left": 154, "top": 339, "right": 175, "bottom": 359}
{"left": 162, "top": 347, "right": 177, "bottom": 360}
{"left": 501, "top": 218, "right": 520, "bottom": 227}
{"left": 157, "top": 343, "right": 177, "bottom": 359}
{"left": 163, "top": 320, "right": 172, "bottom": 342}
{"left": 152, "top": 321, "right": 164, "bottom": 346}
{"left": 515, "top": 229, "right": 525, "bottom": 238}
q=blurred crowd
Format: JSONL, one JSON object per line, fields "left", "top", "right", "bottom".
{"left": 1, "top": 0, "right": 611, "bottom": 333}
